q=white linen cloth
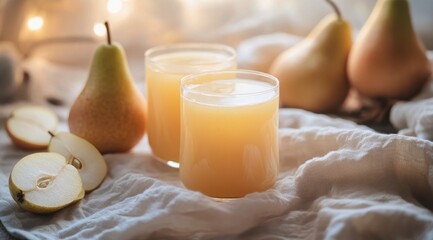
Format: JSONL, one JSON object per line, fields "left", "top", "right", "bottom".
{"left": 1, "top": 107, "right": 433, "bottom": 239}
{"left": 390, "top": 79, "right": 433, "bottom": 141}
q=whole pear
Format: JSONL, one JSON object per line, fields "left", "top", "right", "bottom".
{"left": 68, "top": 22, "right": 146, "bottom": 153}
{"left": 348, "top": 0, "right": 431, "bottom": 100}
{"left": 270, "top": 0, "right": 352, "bottom": 113}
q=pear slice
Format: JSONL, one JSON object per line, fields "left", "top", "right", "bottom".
{"left": 5, "top": 105, "right": 58, "bottom": 150}
{"left": 48, "top": 132, "right": 108, "bottom": 192}
{"left": 72, "top": 188, "right": 85, "bottom": 204}
{"left": 9, "top": 152, "right": 83, "bottom": 214}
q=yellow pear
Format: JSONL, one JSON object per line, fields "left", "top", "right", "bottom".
{"left": 270, "top": 0, "right": 352, "bottom": 113}
{"left": 348, "top": 0, "right": 431, "bottom": 100}
{"left": 68, "top": 22, "right": 146, "bottom": 153}
{"left": 9, "top": 152, "right": 84, "bottom": 214}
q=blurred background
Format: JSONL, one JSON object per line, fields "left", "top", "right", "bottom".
{"left": 0, "top": 0, "right": 432, "bottom": 110}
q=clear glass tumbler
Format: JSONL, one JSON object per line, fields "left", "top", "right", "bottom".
{"left": 180, "top": 70, "right": 279, "bottom": 198}
{"left": 145, "top": 43, "right": 237, "bottom": 168}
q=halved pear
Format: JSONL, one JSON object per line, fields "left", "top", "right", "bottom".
{"left": 9, "top": 152, "right": 83, "bottom": 214}
{"left": 48, "top": 132, "right": 108, "bottom": 192}
{"left": 5, "top": 105, "right": 58, "bottom": 150}
{"left": 73, "top": 188, "right": 85, "bottom": 204}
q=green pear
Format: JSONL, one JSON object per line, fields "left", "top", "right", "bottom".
{"left": 270, "top": 0, "right": 351, "bottom": 113}
{"left": 348, "top": 0, "right": 431, "bottom": 100}
{"left": 68, "top": 22, "right": 146, "bottom": 153}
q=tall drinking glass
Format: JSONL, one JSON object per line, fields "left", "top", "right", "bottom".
{"left": 145, "top": 43, "right": 236, "bottom": 168}
{"left": 180, "top": 70, "right": 279, "bottom": 198}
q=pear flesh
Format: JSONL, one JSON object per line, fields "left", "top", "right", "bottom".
{"left": 270, "top": 14, "right": 352, "bottom": 113}
{"left": 48, "top": 132, "right": 108, "bottom": 192}
{"left": 9, "top": 152, "right": 83, "bottom": 214}
{"left": 348, "top": 0, "right": 431, "bottom": 100}
{"left": 68, "top": 42, "right": 147, "bottom": 153}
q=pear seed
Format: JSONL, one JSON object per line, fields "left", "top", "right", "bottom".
{"left": 71, "top": 158, "right": 83, "bottom": 170}
{"left": 37, "top": 176, "right": 53, "bottom": 189}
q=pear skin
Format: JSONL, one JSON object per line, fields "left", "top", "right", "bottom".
{"left": 348, "top": 0, "right": 431, "bottom": 100}
{"left": 69, "top": 25, "right": 146, "bottom": 153}
{"left": 270, "top": 13, "right": 352, "bottom": 113}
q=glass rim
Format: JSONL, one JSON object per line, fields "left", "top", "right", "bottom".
{"left": 181, "top": 69, "right": 279, "bottom": 98}
{"left": 145, "top": 42, "right": 237, "bottom": 67}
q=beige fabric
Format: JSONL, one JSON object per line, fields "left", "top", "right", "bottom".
{"left": 1, "top": 108, "right": 432, "bottom": 239}
{"left": 391, "top": 79, "right": 433, "bottom": 141}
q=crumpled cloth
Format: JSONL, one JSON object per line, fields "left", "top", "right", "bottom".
{"left": 390, "top": 79, "right": 433, "bottom": 141}
{"left": 1, "top": 108, "right": 432, "bottom": 240}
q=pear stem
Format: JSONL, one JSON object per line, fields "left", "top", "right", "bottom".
{"left": 325, "top": 0, "right": 342, "bottom": 20}
{"left": 104, "top": 21, "right": 112, "bottom": 45}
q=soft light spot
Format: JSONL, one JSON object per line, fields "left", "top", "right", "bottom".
{"left": 107, "top": 0, "right": 123, "bottom": 14}
{"left": 27, "top": 16, "right": 44, "bottom": 31}
{"left": 93, "top": 23, "right": 106, "bottom": 37}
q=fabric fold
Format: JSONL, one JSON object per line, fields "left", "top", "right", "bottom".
{"left": 1, "top": 109, "right": 433, "bottom": 239}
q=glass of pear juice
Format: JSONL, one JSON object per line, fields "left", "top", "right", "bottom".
{"left": 179, "top": 70, "right": 279, "bottom": 198}
{"left": 145, "top": 43, "right": 237, "bottom": 168}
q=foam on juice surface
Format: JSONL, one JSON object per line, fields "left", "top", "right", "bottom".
{"left": 152, "top": 51, "right": 232, "bottom": 74}
{"left": 183, "top": 79, "right": 277, "bottom": 106}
